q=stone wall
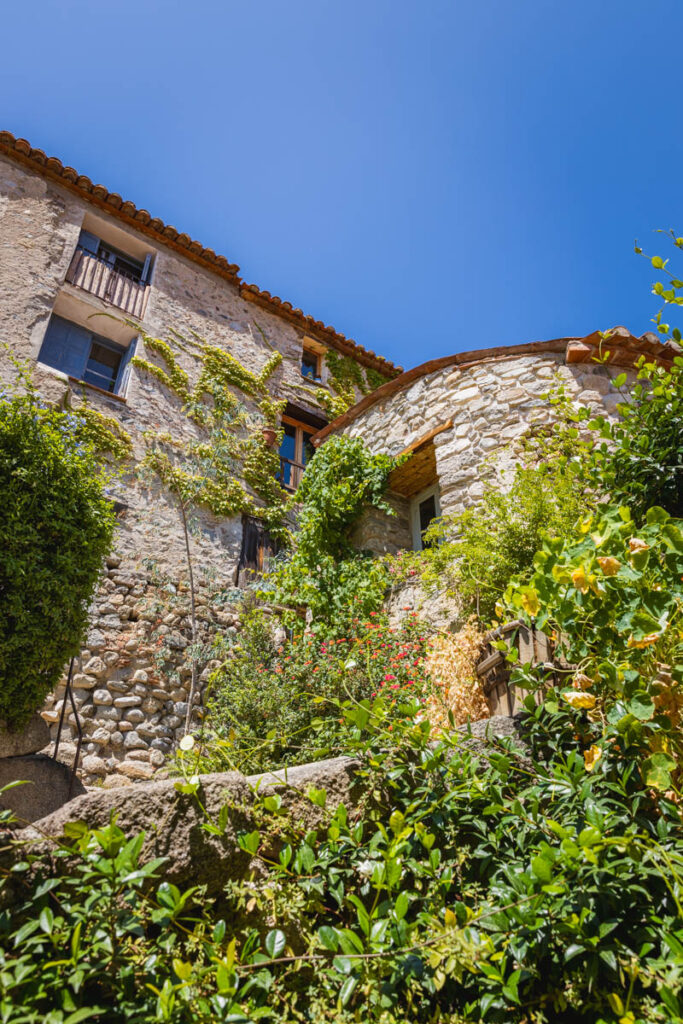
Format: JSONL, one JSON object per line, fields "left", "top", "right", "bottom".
{"left": 0, "top": 152, "right": 389, "bottom": 783}
{"left": 344, "top": 353, "right": 628, "bottom": 520}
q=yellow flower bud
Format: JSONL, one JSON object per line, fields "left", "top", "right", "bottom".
{"left": 571, "top": 568, "right": 590, "bottom": 593}
{"left": 583, "top": 745, "right": 602, "bottom": 772}
{"left": 629, "top": 538, "right": 649, "bottom": 554}
{"left": 562, "top": 691, "right": 597, "bottom": 710}
{"left": 597, "top": 556, "right": 621, "bottom": 576}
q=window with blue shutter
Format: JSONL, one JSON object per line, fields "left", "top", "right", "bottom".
{"left": 38, "top": 314, "right": 132, "bottom": 395}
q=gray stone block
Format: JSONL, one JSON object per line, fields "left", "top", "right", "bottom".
{"left": 0, "top": 754, "right": 85, "bottom": 824}
{"left": 0, "top": 715, "right": 50, "bottom": 758}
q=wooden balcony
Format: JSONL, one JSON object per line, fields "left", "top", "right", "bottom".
{"left": 65, "top": 247, "right": 149, "bottom": 318}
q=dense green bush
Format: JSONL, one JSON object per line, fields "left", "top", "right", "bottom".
{"left": 504, "top": 503, "right": 683, "bottom": 785}
{"left": 390, "top": 460, "right": 589, "bottom": 623}
{"left": 551, "top": 353, "right": 683, "bottom": 522}
{"left": 195, "top": 605, "right": 430, "bottom": 774}
{"left": 0, "top": 388, "right": 115, "bottom": 727}
{"left": 264, "top": 435, "right": 397, "bottom": 627}
{"left": 4, "top": 691, "right": 683, "bottom": 1022}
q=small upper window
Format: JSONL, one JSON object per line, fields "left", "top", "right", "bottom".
{"left": 38, "top": 314, "right": 135, "bottom": 396}
{"left": 67, "top": 228, "right": 152, "bottom": 318}
{"left": 301, "top": 347, "right": 321, "bottom": 380}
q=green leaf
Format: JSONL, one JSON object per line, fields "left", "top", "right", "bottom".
{"left": 339, "top": 975, "right": 358, "bottom": 1007}
{"left": 644, "top": 753, "right": 676, "bottom": 791}
{"left": 627, "top": 695, "right": 655, "bottom": 721}
{"left": 394, "top": 891, "right": 410, "bottom": 920}
{"left": 39, "top": 907, "right": 54, "bottom": 935}
{"left": 579, "top": 826, "right": 601, "bottom": 847}
{"left": 318, "top": 926, "right": 339, "bottom": 952}
{"left": 264, "top": 929, "right": 286, "bottom": 958}
{"left": 531, "top": 855, "right": 552, "bottom": 882}
{"left": 64, "top": 1010, "right": 106, "bottom": 1024}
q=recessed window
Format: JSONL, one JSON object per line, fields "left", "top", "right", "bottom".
{"left": 66, "top": 228, "right": 152, "bottom": 318}
{"left": 38, "top": 314, "right": 135, "bottom": 396}
{"left": 301, "top": 347, "right": 321, "bottom": 380}
{"left": 278, "top": 418, "right": 316, "bottom": 491}
{"left": 410, "top": 485, "right": 441, "bottom": 550}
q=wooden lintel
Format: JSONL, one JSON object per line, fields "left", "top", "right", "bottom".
{"left": 398, "top": 419, "right": 453, "bottom": 457}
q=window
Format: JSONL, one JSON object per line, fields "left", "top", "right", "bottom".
{"left": 38, "top": 314, "right": 135, "bottom": 396}
{"left": 301, "top": 347, "right": 321, "bottom": 381}
{"left": 77, "top": 229, "right": 149, "bottom": 283}
{"left": 66, "top": 228, "right": 152, "bottom": 318}
{"left": 410, "top": 485, "right": 441, "bottom": 550}
{"left": 278, "top": 417, "right": 317, "bottom": 491}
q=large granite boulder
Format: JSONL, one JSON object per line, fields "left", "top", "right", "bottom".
{"left": 0, "top": 714, "right": 50, "bottom": 758}
{"left": 0, "top": 754, "right": 85, "bottom": 823}
{"left": 25, "top": 756, "right": 360, "bottom": 895}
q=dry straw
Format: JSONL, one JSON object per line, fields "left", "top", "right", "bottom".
{"left": 425, "top": 618, "right": 489, "bottom": 734}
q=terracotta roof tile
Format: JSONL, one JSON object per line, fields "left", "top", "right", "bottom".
{"left": 0, "top": 130, "right": 399, "bottom": 378}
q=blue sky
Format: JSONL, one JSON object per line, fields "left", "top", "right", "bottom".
{"left": 3, "top": 1, "right": 682, "bottom": 370}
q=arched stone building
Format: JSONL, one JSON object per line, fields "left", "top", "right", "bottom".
{"left": 313, "top": 328, "right": 680, "bottom": 554}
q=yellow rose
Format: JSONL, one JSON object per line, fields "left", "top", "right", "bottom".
{"left": 597, "top": 556, "right": 621, "bottom": 576}
{"left": 583, "top": 745, "right": 602, "bottom": 772}
{"left": 562, "top": 691, "right": 597, "bottom": 710}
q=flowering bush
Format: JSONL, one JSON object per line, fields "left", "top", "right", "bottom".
{"left": 5, "top": 693, "right": 683, "bottom": 1023}
{"left": 0, "top": 387, "right": 115, "bottom": 726}
{"left": 195, "top": 607, "right": 432, "bottom": 774}
{"left": 504, "top": 503, "right": 683, "bottom": 789}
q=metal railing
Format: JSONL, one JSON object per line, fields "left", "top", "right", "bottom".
{"left": 277, "top": 455, "right": 306, "bottom": 491}
{"left": 66, "top": 247, "right": 149, "bottom": 318}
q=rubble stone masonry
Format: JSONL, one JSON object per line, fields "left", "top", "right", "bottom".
{"left": 0, "top": 151, "right": 383, "bottom": 784}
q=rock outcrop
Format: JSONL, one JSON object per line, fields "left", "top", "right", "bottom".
{"left": 24, "top": 756, "right": 360, "bottom": 894}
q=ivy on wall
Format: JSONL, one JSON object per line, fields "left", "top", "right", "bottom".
{"left": 69, "top": 401, "right": 134, "bottom": 462}
{"left": 294, "top": 350, "right": 391, "bottom": 419}
{"left": 132, "top": 330, "right": 289, "bottom": 532}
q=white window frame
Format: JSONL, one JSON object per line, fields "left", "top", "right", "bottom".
{"left": 410, "top": 484, "right": 442, "bottom": 551}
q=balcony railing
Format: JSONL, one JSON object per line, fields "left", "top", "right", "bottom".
{"left": 277, "top": 455, "right": 306, "bottom": 492}
{"left": 65, "top": 247, "right": 149, "bottom": 318}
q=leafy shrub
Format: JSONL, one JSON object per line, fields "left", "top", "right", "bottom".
{"left": 567, "top": 354, "right": 683, "bottom": 521}
{"left": 504, "top": 503, "right": 683, "bottom": 787}
{"left": 194, "top": 606, "right": 431, "bottom": 774}
{"left": 4, "top": 693, "right": 683, "bottom": 1022}
{"left": 0, "top": 388, "right": 115, "bottom": 726}
{"left": 390, "top": 460, "right": 589, "bottom": 623}
{"left": 264, "top": 436, "right": 397, "bottom": 626}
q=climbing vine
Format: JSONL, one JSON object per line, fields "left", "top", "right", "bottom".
{"left": 70, "top": 402, "right": 134, "bottom": 461}
{"left": 295, "top": 350, "right": 392, "bottom": 418}
{"left": 133, "top": 329, "right": 289, "bottom": 532}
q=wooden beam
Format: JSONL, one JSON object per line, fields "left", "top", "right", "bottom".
{"left": 398, "top": 419, "right": 453, "bottom": 457}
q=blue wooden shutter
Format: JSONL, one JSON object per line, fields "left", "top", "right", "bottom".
{"left": 38, "top": 315, "right": 91, "bottom": 380}
{"left": 114, "top": 337, "right": 137, "bottom": 395}
{"left": 77, "top": 229, "right": 100, "bottom": 254}
{"left": 141, "top": 253, "right": 153, "bottom": 283}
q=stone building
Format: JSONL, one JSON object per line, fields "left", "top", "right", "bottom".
{"left": 0, "top": 131, "right": 399, "bottom": 782}
{"left": 314, "top": 329, "right": 680, "bottom": 555}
